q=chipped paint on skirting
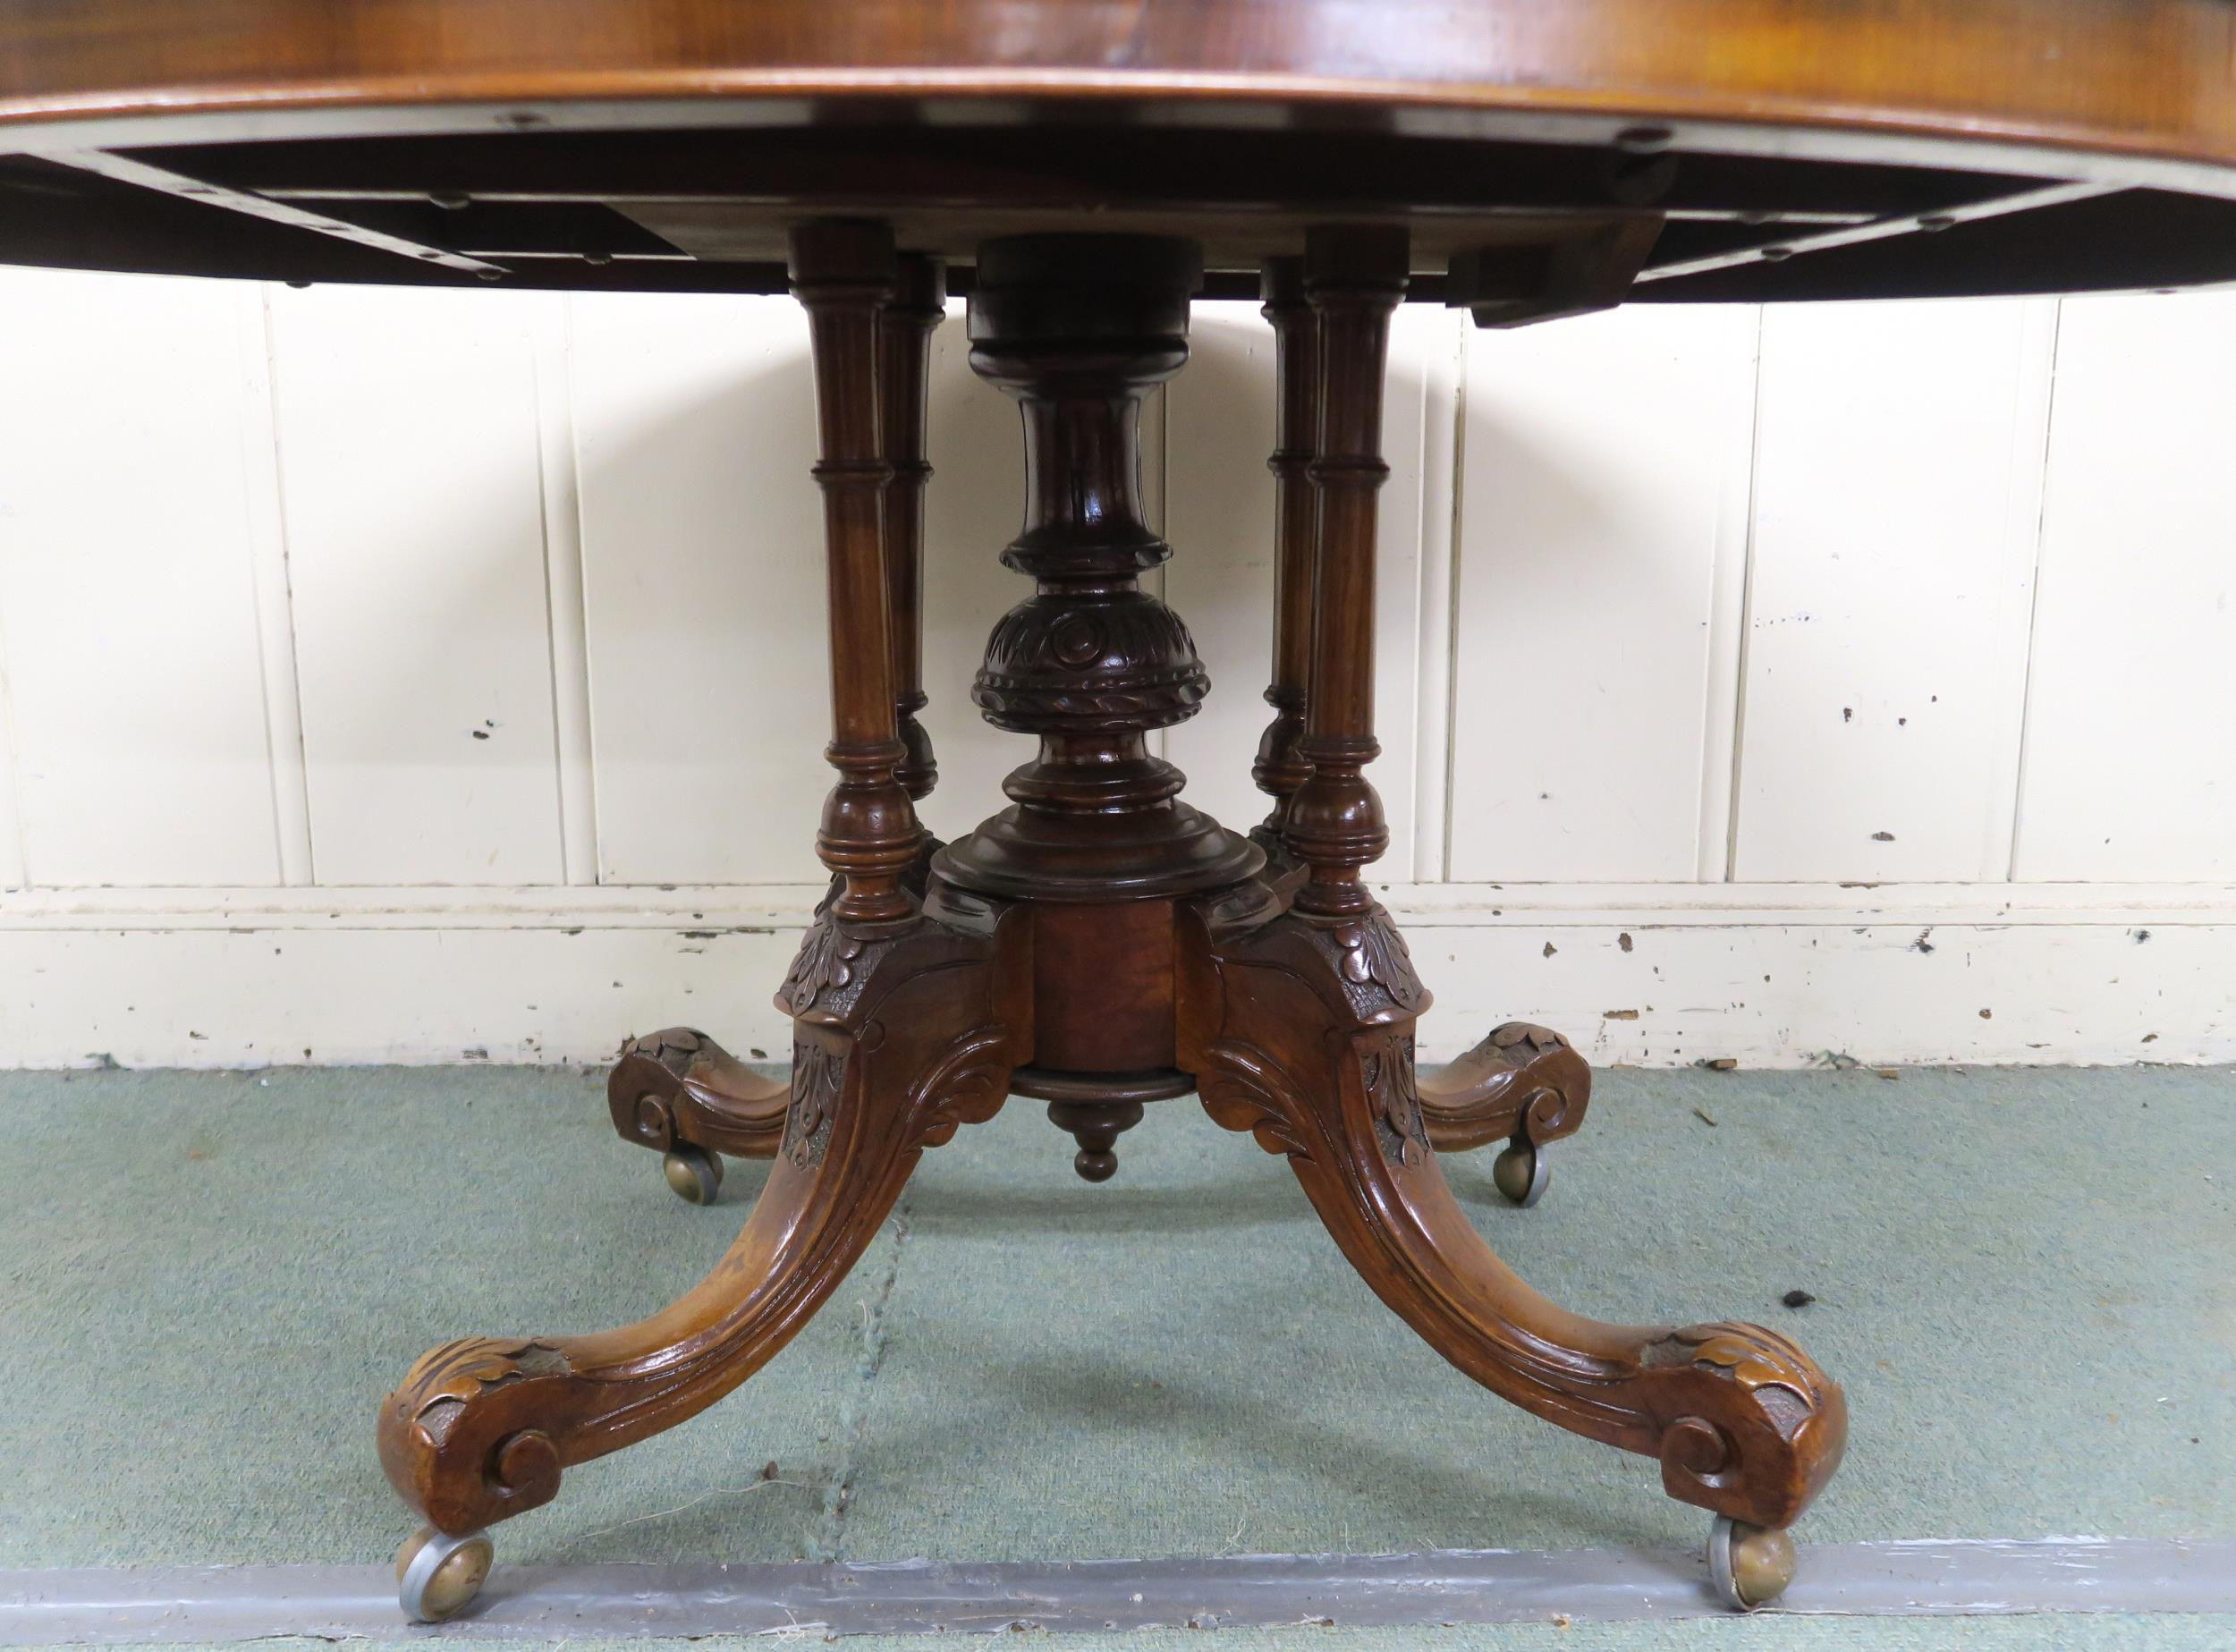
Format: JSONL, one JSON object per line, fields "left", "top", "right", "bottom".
{"left": 0, "top": 883, "right": 2232, "bottom": 1069}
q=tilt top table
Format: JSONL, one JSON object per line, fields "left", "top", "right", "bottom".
{"left": 6, "top": 0, "right": 2235, "bottom": 1624}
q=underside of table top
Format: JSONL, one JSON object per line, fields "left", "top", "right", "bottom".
{"left": 3, "top": 0, "right": 2235, "bottom": 313}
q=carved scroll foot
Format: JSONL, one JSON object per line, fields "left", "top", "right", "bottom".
{"left": 607, "top": 1029, "right": 791, "bottom": 1193}
{"left": 380, "top": 904, "right": 1020, "bottom": 1538}
{"left": 1419, "top": 1022, "right": 1590, "bottom": 1155}
{"left": 1418, "top": 1021, "right": 1592, "bottom": 1206}
{"left": 1180, "top": 899, "right": 1846, "bottom": 1535}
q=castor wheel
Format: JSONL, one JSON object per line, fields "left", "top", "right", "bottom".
{"left": 661, "top": 1142, "right": 724, "bottom": 1204}
{"left": 1491, "top": 1139, "right": 1551, "bottom": 1207}
{"left": 395, "top": 1525, "right": 494, "bottom": 1622}
{"left": 1707, "top": 1514, "right": 1798, "bottom": 1610}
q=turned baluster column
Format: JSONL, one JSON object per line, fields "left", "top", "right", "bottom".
{"left": 1286, "top": 225, "right": 1409, "bottom": 918}
{"left": 1251, "top": 256, "right": 1319, "bottom": 854}
{"left": 880, "top": 253, "right": 945, "bottom": 804}
{"left": 788, "top": 219, "right": 923, "bottom": 923}
{"left": 939, "top": 232, "right": 1255, "bottom": 903}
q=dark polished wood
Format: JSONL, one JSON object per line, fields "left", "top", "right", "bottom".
{"left": 382, "top": 906, "right": 1022, "bottom": 1535}
{"left": 1417, "top": 1023, "right": 1592, "bottom": 1156}
{"left": 934, "top": 233, "right": 1259, "bottom": 908}
{"left": 7, "top": 0, "right": 2236, "bottom": 199}
{"left": 607, "top": 1027, "right": 787, "bottom": 1163}
{"left": 22, "top": 2, "right": 2216, "bottom": 1613}
{"left": 1287, "top": 225, "right": 1407, "bottom": 919}
{"left": 1249, "top": 255, "right": 1317, "bottom": 878}
{"left": 789, "top": 219, "right": 923, "bottom": 926}
{"left": 1180, "top": 894, "right": 1844, "bottom": 1531}
{"left": 7, "top": 4, "right": 2236, "bottom": 305}
{"left": 461, "top": 227, "right": 1836, "bottom": 1600}
{"left": 881, "top": 253, "right": 944, "bottom": 804}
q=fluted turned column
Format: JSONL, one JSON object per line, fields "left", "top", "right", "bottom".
{"left": 1251, "top": 254, "right": 1320, "bottom": 861}
{"left": 789, "top": 219, "right": 924, "bottom": 924}
{"left": 879, "top": 252, "right": 945, "bottom": 804}
{"left": 1285, "top": 225, "right": 1409, "bottom": 918}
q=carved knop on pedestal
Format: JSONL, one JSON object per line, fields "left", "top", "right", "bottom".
{"left": 974, "top": 593, "right": 1210, "bottom": 733}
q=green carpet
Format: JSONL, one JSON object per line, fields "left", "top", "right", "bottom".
{"left": 3, "top": 1063, "right": 2232, "bottom": 1646}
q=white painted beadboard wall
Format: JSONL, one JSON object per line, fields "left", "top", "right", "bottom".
{"left": 1, "top": 266, "right": 2232, "bottom": 1069}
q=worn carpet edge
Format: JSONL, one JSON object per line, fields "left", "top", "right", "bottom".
{"left": 4, "top": 1538, "right": 2233, "bottom": 1645}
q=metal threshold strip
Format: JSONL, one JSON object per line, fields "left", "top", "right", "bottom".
{"left": 3, "top": 1538, "right": 2232, "bottom": 1643}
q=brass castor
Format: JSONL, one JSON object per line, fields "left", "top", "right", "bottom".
{"left": 661, "top": 1143, "right": 724, "bottom": 1205}
{"left": 1491, "top": 1139, "right": 1551, "bottom": 1207}
{"left": 395, "top": 1525, "right": 494, "bottom": 1622}
{"left": 1707, "top": 1514, "right": 1798, "bottom": 1610}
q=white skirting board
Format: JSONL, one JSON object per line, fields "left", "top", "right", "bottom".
{"left": 2, "top": 882, "right": 2230, "bottom": 1070}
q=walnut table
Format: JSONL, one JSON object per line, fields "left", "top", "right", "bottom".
{"left": 6, "top": 0, "right": 2233, "bottom": 1622}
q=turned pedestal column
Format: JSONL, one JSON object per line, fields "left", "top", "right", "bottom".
{"left": 934, "top": 233, "right": 1261, "bottom": 1172}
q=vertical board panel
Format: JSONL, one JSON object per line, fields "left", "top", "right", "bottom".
{"left": 1734, "top": 299, "right": 2054, "bottom": 881}
{"left": 1165, "top": 301, "right": 1450, "bottom": 877}
{"left": 2015, "top": 291, "right": 2236, "bottom": 881}
{"left": 0, "top": 268, "right": 281, "bottom": 886}
{"left": 572, "top": 292, "right": 828, "bottom": 884}
{"left": 269, "top": 285, "right": 563, "bottom": 885}
{"left": 1448, "top": 304, "right": 1760, "bottom": 883}
{"left": 575, "top": 295, "right": 1024, "bottom": 881}
{"left": 1363, "top": 303, "right": 1455, "bottom": 885}
{"left": 529, "top": 295, "right": 600, "bottom": 885}
{"left": 1163, "top": 304, "right": 1276, "bottom": 845}
{"left": 239, "top": 292, "right": 316, "bottom": 886}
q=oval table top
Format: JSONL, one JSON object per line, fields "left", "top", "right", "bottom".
{"left": 4, "top": 0, "right": 2235, "bottom": 315}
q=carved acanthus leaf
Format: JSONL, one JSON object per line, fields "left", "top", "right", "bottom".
{"left": 779, "top": 913, "right": 867, "bottom": 1014}
{"left": 1360, "top": 1029, "right": 1427, "bottom": 1165}
{"left": 904, "top": 1026, "right": 1014, "bottom": 1147}
{"left": 1490, "top": 1021, "right": 1568, "bottom": 1055}
{"left": 1197, "top": 1042, "right": 1313, "bottom": 1160}
{"left": 785, "top": 1038, "right": 846, "bottom": 1169}
{"left": 777, "top": 910, "right": 915, "bottom": 1021}
{"left": 1320, "top": 908, "right": 1429, "bottom": 1016}
{"left": 1647, "top": 1322, "right": 1828, "bottom": 1439}
{"left": 395, "top": 1337, "right": 570, "bottom": 1443}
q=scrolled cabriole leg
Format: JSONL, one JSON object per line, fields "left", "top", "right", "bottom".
{"left": 1177, "top": 897, "right": 1845, "bottom": 1591}
{"left": 377, "top": 905, "right": 1021, "bottom": 1549}
{"left": 378, "top": 222, "right": 1019, "bottom": 1618}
